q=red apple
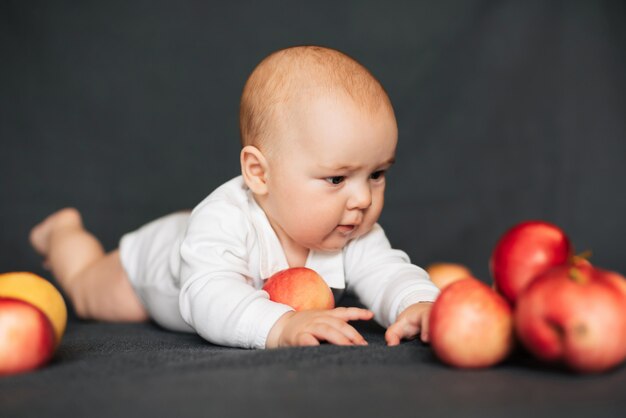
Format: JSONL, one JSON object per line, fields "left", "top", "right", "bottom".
{"left": 515, "top": 264, "right": 626, "bottom": 373}
{"left": 0, "top": 297, "right": 55, "bottom": 375}
{"left": 602, "top": 269, "right": 626, "bottom": 299}
{"left": 426, "top": 262, "right": 473, "bottom": 289}
{"left": 429, "top": 278, "right": 514, "bottom": 368}
{"left": 263, "top": 267, "right": 335, "bottom": 311}
{"left": 490, "top": 220, "right": 573, "bottom": 304}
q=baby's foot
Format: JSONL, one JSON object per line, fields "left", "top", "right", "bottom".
{"left": 30, "top": 208, "right": 83, "bottom": 260}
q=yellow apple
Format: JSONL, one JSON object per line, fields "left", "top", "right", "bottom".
{"left": 0, "top": 272, "right": 67, "bottom": 347}
{"left": 426, "top": 262, "right": 473, "bottom": 289}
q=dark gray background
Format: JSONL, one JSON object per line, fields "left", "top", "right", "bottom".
{"left": 2, "top": 0, "right": 625, "bottom": 283}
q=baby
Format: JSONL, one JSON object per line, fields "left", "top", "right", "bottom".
{"left": 30, "top": 46, "right": 439, "bottom": 349}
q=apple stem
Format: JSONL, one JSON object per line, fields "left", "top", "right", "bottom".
{"left": 568, "top": 267, "right": 587, "bottom": 284}
{"left": 571, "top": 250, "right": 593, "bottom": 264}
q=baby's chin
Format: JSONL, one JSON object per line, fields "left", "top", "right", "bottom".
{"left": 310, "top": 245, "right": 346, "bottom": 254}
{"left": 311, "top": 229, "right": 369, "bottom": 253}
{"left": 307, "top": 238, "right": 347, "bottom": 253}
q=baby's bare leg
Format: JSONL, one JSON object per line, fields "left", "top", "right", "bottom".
{"left": 30, "top": 208, "right": 148, "bottom": 322}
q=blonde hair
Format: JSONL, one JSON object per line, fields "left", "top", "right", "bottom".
{"left": 239, "top": 45, "right": 392, "bottom": 151}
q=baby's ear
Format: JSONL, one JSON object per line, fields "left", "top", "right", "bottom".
{"left": 240, "top": 145, "right": 269, "bottom": 195}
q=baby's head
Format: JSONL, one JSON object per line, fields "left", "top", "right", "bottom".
{"left": 239, "top": 46, "right": 398, "bottom": 256}
{"left": 240, "top": 46, "right": 394, "bottom": 155}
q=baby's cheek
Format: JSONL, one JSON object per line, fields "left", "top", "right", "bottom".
{"left": 355, "top": 220, "right": 376, "bottom": 239}
{"left": 304, "top": 203, "right": 340, "bottom": 225}
{"left": 365, "top": 205, "right": 383, "bottom": 227}
{"left": 291, "top": 213, "right": 333, "bottom": 241}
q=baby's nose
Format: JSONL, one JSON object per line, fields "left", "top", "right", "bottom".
{"left": 348, "top": 183, "right": 372, "bottom": 210}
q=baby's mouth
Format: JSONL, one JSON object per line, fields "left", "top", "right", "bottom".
{"left": 336, "top": 224, "right": 356, "bottom": 234}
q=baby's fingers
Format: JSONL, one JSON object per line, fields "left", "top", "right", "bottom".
{"left": 310, "top": 322, "right": 367, "bottom": 345}
{"left": 385, "top": 328, "right": 402, "bottom": 346}
{"left": 419, "top": 314, "right": 430, "bottom": 343}
{"left": 328, "top": 307, "right": 374, "bottom": 322}
{"left": 325, "top": 319, "right": 368, "bottom": 346}
{"left": 385, "top": 317, "right": 419, "bottom": 346}
{"left": 296, "top": 333, "right": 321, "bottom": 347}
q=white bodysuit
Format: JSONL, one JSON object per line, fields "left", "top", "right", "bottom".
{"left": 119, "top": 176, "right": 439, "bottom": 349}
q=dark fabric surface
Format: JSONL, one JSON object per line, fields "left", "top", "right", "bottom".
{"left": 2, "top": 294, "right": 626, "bottom": 418}
{"left": 2, "top": 1, "right": 626, "bottom": 417}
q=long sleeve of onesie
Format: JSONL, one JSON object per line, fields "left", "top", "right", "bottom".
{"left": 343, "top": 224, "right": 440, "bottom": 327}
{"left": 178, "top": 198, "right": 293, "bottom": 349}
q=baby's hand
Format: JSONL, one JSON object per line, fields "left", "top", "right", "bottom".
{"left": 385, "top": 302, "right": 433, "bottom": 346}
{"left": 266, "top": 307, "right": 374, "bottom": 348}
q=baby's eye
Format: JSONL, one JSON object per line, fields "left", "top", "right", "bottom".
{"left": 325, "top": 176, "right": 345, "bottom": 185}
{"left": 370, "top": 170, "right": 385, "bottom": 180}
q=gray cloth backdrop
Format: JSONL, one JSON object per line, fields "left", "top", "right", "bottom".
{"left": 2, "top": 0, "right": 625, "bottom": 279}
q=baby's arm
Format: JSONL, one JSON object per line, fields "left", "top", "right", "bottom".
{"left": 178, "top": 200, "right": 294, "bottom": 348}
{"left": 344, "top": 224, "right": 440, "bottom": 345}
{"left": 266, "top": 307, "right": 374, "bottom": 348}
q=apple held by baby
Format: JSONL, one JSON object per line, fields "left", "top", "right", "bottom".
{"left": 263, "top": 267, "right": 335, "bottom": 311}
